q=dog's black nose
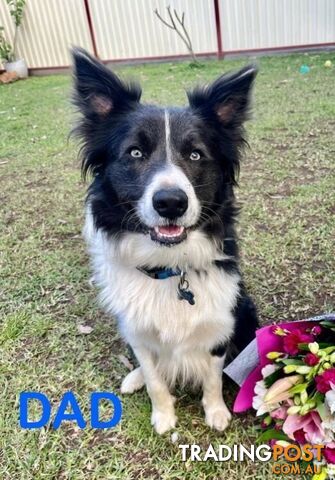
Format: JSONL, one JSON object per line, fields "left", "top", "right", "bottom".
{"left": 152, "top": 189, "right": 188, "bottom": 219}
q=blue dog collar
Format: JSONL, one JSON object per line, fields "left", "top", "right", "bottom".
{"left": 136, "top": 266, "right": 181, "bottom": 280}
{"left": 136, "top": 266, "right": 195, "bottom": 305}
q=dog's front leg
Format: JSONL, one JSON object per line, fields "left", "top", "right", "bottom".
{"left": 202, "top": 354, "right": 232, "bottom": 431}
{"left": 132, "top": 345, "right": 177, "bottom": 434}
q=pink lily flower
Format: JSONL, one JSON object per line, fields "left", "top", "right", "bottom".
{"left": 283, "top": 411, "right": 327, "bottom": 444}
{"left": 264, "top": 375, "right": 302, "bottom": 404}
{"left": 271, "top": 405, "right": 289, "bottom": 420}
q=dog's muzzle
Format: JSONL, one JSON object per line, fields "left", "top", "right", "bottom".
{"left": 150, "top": 188, "right": 189, "bottom": 245}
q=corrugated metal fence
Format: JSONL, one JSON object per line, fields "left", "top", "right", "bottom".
{"left": 220, "top": 0, "right": 335, "bottom": 52}
{"left": 1, "top": 0, "right": 334, "bottom": 71}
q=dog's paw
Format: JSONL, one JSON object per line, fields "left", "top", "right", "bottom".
{"left": 121, "top": 367, "right": 144, "bottom": 394}
{"left": 204, "top": 404, "right": 232, "bottom": 431}
{"left": 151, "top": 408, "right": 177, "bottom": 435}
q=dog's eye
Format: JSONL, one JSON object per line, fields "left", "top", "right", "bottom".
{"left": 190, "top": 150, "right": 202, "bottom": 161}
{"left": 130, "top": 148, "right": 143, "bottom": 158}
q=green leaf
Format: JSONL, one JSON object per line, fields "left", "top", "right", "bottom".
{"left": 320, "top": 321, "right": 335, "bottom": 328}
{"left": 264, "top": 368, "right": 284, "bottom": 388}
{"left": 281, "top": 359, "right": 305, "bottom": 366}
{"left": 316, "top": 402, "right": 327, "bottom": 420}
{"left": 299, "top": 342, "right": 330, "bottom": 351}
{"left": 289, "top": 382, "right": 309, "bottom": 394}
{"left": 322, "top": 346, "right": 335, "bottom": 354}
{"left": 257, "top": 429, "right": 291, "bottom": 443}
{"left": 318, "top": 343, "right": 333, "bottom": 348}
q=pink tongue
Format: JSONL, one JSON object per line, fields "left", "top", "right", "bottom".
{"left": 158, "top": 225, "right": 183, "bottom": 235}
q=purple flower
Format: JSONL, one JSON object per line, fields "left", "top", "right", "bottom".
{"left": 293, "top": 429, "right": 307, "bottom": 444}
{"left": 311, "top": 325, "right": 322, "bottom": 336}
{"left": 324, "top": 447, "right": 335, "bottom": 464}
{"left": 316, "top": 369, "right": 335, "bottom": 394}
{"left": 305, "top": 353, "right": 320, "bottom": 366}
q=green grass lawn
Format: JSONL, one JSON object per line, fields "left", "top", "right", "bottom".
{"left": 1, "top": 52, "right": 334, "bottom": 480}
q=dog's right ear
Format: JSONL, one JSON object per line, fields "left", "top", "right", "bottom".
{"left": 72, "top": 47, "right": 141, "bottom": 119}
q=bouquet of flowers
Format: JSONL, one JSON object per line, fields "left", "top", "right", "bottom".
{"left": 224, "top": 314, "right": 335, "bottom": 479}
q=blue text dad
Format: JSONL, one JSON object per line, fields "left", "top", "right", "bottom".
{"left": 19, "top": 391, "right": 122, "bottom": 429}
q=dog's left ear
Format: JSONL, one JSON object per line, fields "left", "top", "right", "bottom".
{"left": 187, "top": 65, "right": 257, "bottom": 126}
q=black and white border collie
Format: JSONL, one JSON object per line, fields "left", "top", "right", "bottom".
{"left": 72, "top": 48, "right": 259, "bottom": 434}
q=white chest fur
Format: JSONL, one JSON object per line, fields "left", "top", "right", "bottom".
{"left": 84, "top": 210, "right": 240, "bottom": 384}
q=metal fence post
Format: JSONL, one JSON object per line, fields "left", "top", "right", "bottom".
{"left": 214, "top": 0, "right": 223, "bottom": 58}
{"left": 83, "top": 0, "right": 99, "bottom": 58}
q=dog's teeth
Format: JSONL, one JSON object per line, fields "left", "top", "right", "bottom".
{"left": 150, "top": 225, "right": 186, "bottom": 244}
{"left": 156, "top": 226, "right": 184, "bottom": 237}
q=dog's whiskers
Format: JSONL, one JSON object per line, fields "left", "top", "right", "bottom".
{"left": 193, "top": 181, "right": 217, "bottom": 188}
{"left": 201, "top": 205, "right": 225, "bottom": 229}
{"left": 111, "top": 199, "right": 134, "bottom": 209}
{"left": 120, "top": 207, "right": 137, "bottom": 231}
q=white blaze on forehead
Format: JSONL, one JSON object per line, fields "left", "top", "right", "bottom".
{"left": 164, "top": 109, "right": 172, "bottom": 164}
{"left": 136, "top": 109, "right": 201, "bottom": 229}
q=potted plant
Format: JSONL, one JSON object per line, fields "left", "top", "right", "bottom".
{"left": 0, "top": 0, "right": 28, "bottom": 78}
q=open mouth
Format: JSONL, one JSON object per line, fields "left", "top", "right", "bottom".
{"left": 149, "top": 225, "right": 187, "bottom": 245}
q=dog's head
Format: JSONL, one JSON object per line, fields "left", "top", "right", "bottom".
{"left": 73, "top": 48, "right": 257, "bottom": 247}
